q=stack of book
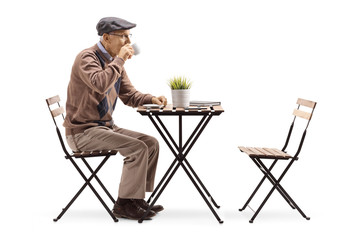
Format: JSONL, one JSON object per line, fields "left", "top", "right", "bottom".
{"left": 189, "top": 101, "right": 221, "bottom": 106}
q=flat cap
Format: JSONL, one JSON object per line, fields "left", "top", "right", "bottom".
{"left": 96, "top": 17, "right": 136, "bottom": 36}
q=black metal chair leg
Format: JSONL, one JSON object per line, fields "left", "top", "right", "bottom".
{"left": 249, "top": 158, "right": 309, "bottom": 223}
{"left": 86, "top": 180, "right": 118, "bottom": 222}
{"left": 239, "top": 174, "right": 266, "bottom": 212}
{"left": 249, "top": 161, "right": 290, "bottom": 223}
{"left": 249, "top": 185, "right": 277, "bottom": 223}
{"left": 249, "top": 178, "right": 309, "bottom": 223}
{"left": 258, "top": 159, "right": 310, "bottom": 220}
{"left": 253, "top": 158, "right": 296, "bottom": 209}
{"left": 54, "top": 156, "right": 118, "bottom": 222}
{"left": 54, "top": 178, "right": 118, "bottom": 222}
{"left": 249, "top": 160, "right": 292, "bottom": 223}
{"left": 81, "top": 156, "right": 116, "bottom": 204}
{"left": 53, "top": 182, "right": 88, "bottom": 222}
{"left": 239, "top": 160, "right": 279, "bottom": 211}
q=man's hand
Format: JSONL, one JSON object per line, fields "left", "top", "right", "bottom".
{"left": 152, "top": 96, "right": 167, "bottom": 106}
{"left": 117, "top": 44, "right": 134, "bottom": 61}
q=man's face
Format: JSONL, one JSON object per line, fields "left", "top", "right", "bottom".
{"left": 104, "top": 29, "right": 132, "bottom": 57}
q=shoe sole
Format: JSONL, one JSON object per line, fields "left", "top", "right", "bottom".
{"left": 153, "top": 207, "right": 164, "bottom": 213}
{"left": 112, "top": 212, "right": 156, "bottom": 220}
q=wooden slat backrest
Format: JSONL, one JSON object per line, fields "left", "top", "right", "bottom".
{"left": 46, "top": 95, "right": 61, "bottom": 106}
{"left": 51, "top": 106, "right": 65, "bottom": 118}
{"left": 293, "top": 98, "right": 316, "bottom": 120}
{"left": 46, "top": 95, "right": 65, "bottom": 121}
{"left": 293, "top": 109, "right": 312, "bottom": 120}
{"left": 296, "top": 98, "right": 316, "bottom": 109}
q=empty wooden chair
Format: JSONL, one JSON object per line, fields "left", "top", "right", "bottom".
{"left": 238, "top": 98, "right": 317, "bottom": 223}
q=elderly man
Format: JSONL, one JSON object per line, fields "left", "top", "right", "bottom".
{"left": 63, "top": 17, "right": 167, "bottom": 220}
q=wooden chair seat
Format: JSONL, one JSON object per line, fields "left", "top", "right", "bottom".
{"left": 238, "top": 146, "right": 293, "bottom": 160}
{"left": 71, "top": 150, "right": 118, "bottom": 158}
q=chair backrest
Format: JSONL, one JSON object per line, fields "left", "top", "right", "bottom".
{"left": 46, "top": 95, "right": 72, "bottom": 158}
{"left": 46, "top": 95, "right": 65, "bottom": 125}
{"left": 292, "top": 98, "right": 317, "bottom": 122}
{"left": 282, "top": 98, "right": 317, "bottom": 159}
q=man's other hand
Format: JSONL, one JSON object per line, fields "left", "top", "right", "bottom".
{"left": 152, "top": 96, "right": 167, "bottom": 106}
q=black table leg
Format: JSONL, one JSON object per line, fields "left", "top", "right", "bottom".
{"left": 150, "top": 114, "right": 221, "bottom": 209}
{"left": 177, "top": 115, "right": 223, "bottom": 223}
{"left": 139, "top": 113, "right": 222, "bottom": 223}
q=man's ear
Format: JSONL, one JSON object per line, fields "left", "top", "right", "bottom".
{"left": 103, "top": 33, "right": 111, "bottom": 43}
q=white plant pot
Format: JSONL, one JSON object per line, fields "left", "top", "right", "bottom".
{"left": 171, "top": 89, "right": 190, "bottom": 108}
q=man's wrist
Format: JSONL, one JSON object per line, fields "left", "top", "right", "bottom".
{"left": 114, "top": 56, "right": 125, "bottom": 66}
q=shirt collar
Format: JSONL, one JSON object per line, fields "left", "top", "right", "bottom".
{"left": 97, "top": 41, "right": 113, "bottom": 61}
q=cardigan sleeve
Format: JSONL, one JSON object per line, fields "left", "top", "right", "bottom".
{"left": 118, "top": 70, "right": 154, "bottom": 107}
{"left": 75, "top": 51, "right": 125, "bottom": 94}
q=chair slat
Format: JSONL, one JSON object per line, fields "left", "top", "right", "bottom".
{"left": 260, "top": 148, "right": 277, "bottom": 156}
{"left": 293, "top": 109, "right": 311, "bottom": 120}
{"left": 239, "top": 147, "right": 261, "bottom": 156}
{"left": 72, "top": 150, "right": 117, "bottom": 158}
{"left": 46, "top": 95, "right": 61, "bottom": 106}
{"left": 268, "top": 148, "right": 292, "bottom": 158}
{"left": 254, "top": 147, "right": 272, "bottom": 156}
{"left": 297, "top": 98, "right": 316, "bottom": 109}
{"left": 246, "top": 147, "right": 263, "bottom": 156}
{"left": 263, "top": 148, "right": 283, "bottom": 157}
{"left": 51, "top": 106, "right": 65, "bottom": 118}
{"left": 269, "top": 148, "right": 288, "bottom": 157}
{"left": 239, "top": 146, "right": 293, "bottom": 159}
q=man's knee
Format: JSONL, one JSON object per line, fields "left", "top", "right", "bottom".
{"left": 146, "top": 135, "right": 159, "bottom": 151}
{"left": 120, "top": 138, "right": 148, "bottom": 157}
{"left": 135, "top": 140, "right": 149, "bottom": 153}
{"left": 148, "top": 136, "right": 159, "bottom": 150}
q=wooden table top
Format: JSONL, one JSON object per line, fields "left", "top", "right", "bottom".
{"left": 137, "top": 104, "right": 224, "bottom": 116}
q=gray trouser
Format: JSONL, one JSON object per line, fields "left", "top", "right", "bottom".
{"left": 66, "top": 125, "right": 159, "bottom": 199}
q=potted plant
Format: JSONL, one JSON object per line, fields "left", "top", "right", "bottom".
{"left": 168, "top": 76, "right": 192, "bottom": 108}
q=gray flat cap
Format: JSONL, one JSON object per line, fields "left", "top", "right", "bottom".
{"left": 96, "top": 17, "right": 136, "bottom": 36}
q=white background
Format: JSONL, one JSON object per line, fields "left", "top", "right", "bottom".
{"left": 1, "top": 0, "right": 359, "bottom": 239}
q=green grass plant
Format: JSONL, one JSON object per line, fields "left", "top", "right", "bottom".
{"left": 168, "top": 76, "right": 192, "bottom": 90}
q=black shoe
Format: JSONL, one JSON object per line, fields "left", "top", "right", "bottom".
{"left": 113, "top": 199, "right": 156, "bottom": 220}
{"left": 133, "top": 199, "right": 164, "bottom": 213}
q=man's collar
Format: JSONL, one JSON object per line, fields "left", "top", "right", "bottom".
{"left": 97, "top": 41, "right": 113, "bottom": 61}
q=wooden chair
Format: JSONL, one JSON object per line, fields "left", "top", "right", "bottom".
{"left": 46, "top": 95, "right": 118, "bottom": 222}
{"left": 238, "top": 98, "right": 317, "bottom": 223}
